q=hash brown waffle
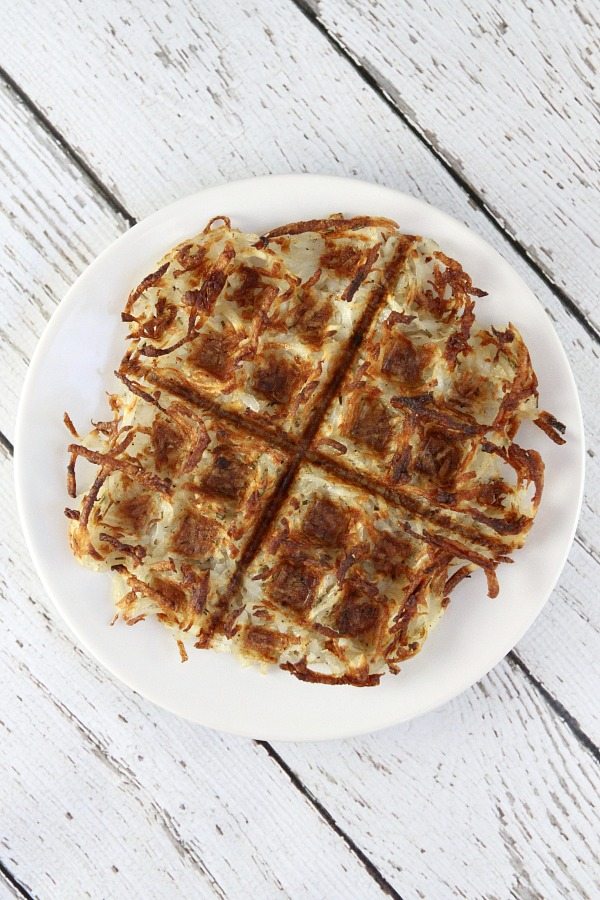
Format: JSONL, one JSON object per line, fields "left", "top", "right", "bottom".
{"left": 65, "top": 214, "right": 565, "bottom": 686}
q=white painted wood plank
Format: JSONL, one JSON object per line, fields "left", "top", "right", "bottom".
{"left": 1, "top": 2, "right": 598, "bottom": 894}
{"left": 274, "top": 663, "right": 600, "bottom": 900}
{"left": 0, "top": 0, "right": 598, "bottom": 740}
{"left": 0, "top": 444, "right": 387, "bottom": 899}
{"left": 307, "top": 0, "right": 600, "bottom": 331}
{"left": 0, "top": 81, "right": 128, "bottom": 443}
{"left": 0, "top": 873, "right": 21, "bottom": 900}
{"left": 512, "top": 538, "right": 600, "bottom": 747}
{"left": 3, "top": 0, "right": 599, "bottom": 327}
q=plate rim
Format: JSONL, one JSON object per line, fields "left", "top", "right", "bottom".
{"left": 14, "top": 173, "right": 585, "bottom": 741}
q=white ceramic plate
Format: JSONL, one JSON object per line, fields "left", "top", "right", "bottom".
{"left": 15, "top": 175, "right": 584, "bottom": 741}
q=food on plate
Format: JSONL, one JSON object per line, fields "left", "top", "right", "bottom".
{"left": 65, "top": 214, "right": 565, "bottom": 685}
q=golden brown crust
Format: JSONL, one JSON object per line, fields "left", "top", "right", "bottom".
{"left": 263, "top": 215, "right": 399, "bottom": 240}
{"left": 280, "top": 659, "right": 381, "bottom": 687}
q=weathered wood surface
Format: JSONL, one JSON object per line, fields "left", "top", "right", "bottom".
{"left": 1, "top": 0, "right": 599, "bottom": 897}
{"left": 306, "top": 0, "right": 600, "bottom": 333}
{"left": 275, "top": 661, "right": 600, "bottom": 899}
{"left": 0, "top": 870, "right": 23, "bottom": 900}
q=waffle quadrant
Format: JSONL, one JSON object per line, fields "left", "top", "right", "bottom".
{"left": 65, "top": 214, "right": 565, "bottom": 685}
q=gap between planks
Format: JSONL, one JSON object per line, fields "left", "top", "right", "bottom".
{"left": 1, "top": 23, "right": 598, "bottom": 797}
{"left": 0, "top": 858, "right": 33, "bottom": 900}
{"left": 508, "top": 651, "right": 600, "bottom": 765}
{"left": 0, "top": 65, "right": 135, "bottom": 230}
{"left": 289, "top": 0, "right": 600, "bottom": 345}
{"left": 256, "top": 741, "right": 404, "bottom": 900}
{"left": 0, "top": 432, "right": 14, "bottom": 456}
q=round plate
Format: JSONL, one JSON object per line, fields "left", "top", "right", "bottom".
{"left": 15, "top": 175, "right": 584, "bottom": 741}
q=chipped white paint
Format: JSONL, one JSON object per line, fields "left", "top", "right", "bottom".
{"left": 275, "top": 660, "right": 600, "bottom": 899}
{"left": 0, "top": 0, "right": 599, "bottom": 896}
{"left": 308, "top": 0, "right": 600, "bottom": 332}
{"left": 0, "top": 872, "right": 22, "bottom": 900}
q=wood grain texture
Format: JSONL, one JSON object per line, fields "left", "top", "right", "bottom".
{"left": 0, "top": 444, "right": 388, "bottom": 900}
{"left": 0, "top": 81, "right": 128, "bottom": 441}
{"left": 307, "top": 0, "right": 600, "bottom": 332}
{"left": 274, "top": 660, "right": 600, "bottom": 899}
{"left": 1, "top": 1, "right": 599, "bottom": 894}
{"left": 0, "top": 870, "right": 24, "bottom": 900}
{"left": 0, "top": 0, "right": 598, "bottom": 741}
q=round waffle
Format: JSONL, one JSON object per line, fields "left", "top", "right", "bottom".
{"left": 65, "top": 214, "right": 565, "bottom": 686}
